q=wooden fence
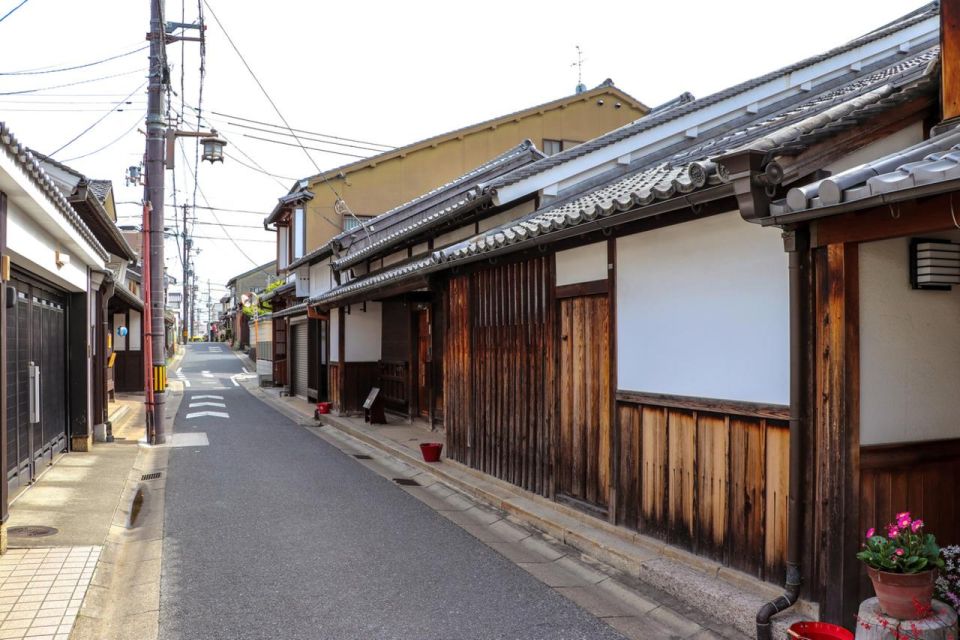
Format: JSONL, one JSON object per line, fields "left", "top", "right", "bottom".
{"left": 328, "top": 361, "right": 379, "bottom": 414}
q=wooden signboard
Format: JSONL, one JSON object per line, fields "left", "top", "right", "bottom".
{"left": 363, "top": 387, "right": 385, "bottom": 424}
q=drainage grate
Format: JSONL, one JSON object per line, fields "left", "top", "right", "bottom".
{"left": 141, "top": 472, "right": 162, "bottom": 481}
{"left": 352, "top": 454, "right": 372, "bottom": 460}
{"left": 8, "top": 526, "right": 58, "bottom": 538}
{"left": 393, "top": 478, "right": 420, "bottom": 487}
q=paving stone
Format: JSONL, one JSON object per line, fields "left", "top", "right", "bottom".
{"left": 517, "top": 560, "right": 594, "bottom": 587}
{"left": 555, "top": 585, "right": 639, "bottom": 618}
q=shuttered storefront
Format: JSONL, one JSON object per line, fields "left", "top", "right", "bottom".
{"left": 291, "top": 319, "right": 309, "bottom": 400}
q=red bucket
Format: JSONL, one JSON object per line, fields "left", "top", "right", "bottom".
{"left": 419, "top": 442, "right": 443, "bottom": 462}
{"left": 788, "top": 622, "right": 854, "bottom": 640}
{"left": 316, "top": 402, "right": 331, "bottom": 415}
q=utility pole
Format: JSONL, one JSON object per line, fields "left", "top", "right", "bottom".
{"left": 144, "top": 0, "right": 167, "bottom": 444}
{"left": 181, "top": 203, "right": 190, "bottom": 344}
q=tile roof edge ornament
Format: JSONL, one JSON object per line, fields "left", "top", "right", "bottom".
{"left": 265, "top": 188, "right": 314, "bottom": 226}
{"left": 0, "top": 123, "right": 109, "bottom": 262}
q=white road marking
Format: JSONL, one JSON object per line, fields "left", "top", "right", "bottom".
{"left": 201, "top": 371, "right": 213, "bottom": 378}
{"left": 192, "top": 395, "right": 223, "bottom": 400}
{"left": 189, "top": 402, "right": 226, "bottom": 408}
{"left": 185, "top": 411, "right": 229, "bottom": 419}
{"left": 230, "top": 377, "right": 239, "bottom": 387}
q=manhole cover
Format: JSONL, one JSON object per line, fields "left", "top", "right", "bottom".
{"left": 141, "top": 472, "right": 162, "bottom": 480}
{"left": 352, "top": 454, "right": 372, "bottom": 460}
{"left": 8, "top": 526, "right": 58, "bottom": 538}
{"left": 393, "top": 478, "right": 420, "bottom": 487}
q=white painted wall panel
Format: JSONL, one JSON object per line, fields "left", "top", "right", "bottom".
{"left": 129, "top": 310, "right": 141, "bottom": 351}
{"left": 113, "top": 313, "right": 126, "bottom": 351}
{"left": 308, "top": 262, "right": 333, "bottom": 297}
{"left": 860, "top": 233, "right": 960, "bottom": 445}
{"left": 555, "top": 242, "right": 608, "bottom": 286}
{"left": 7, "top": 202, "right": 87, "bottom": 291}
{"left": 329, "top": 308, "right": 339, "bottom": 361}
{"left": 345, "top": 302, "right": 381, "bottom": 361}
{"left": 616, "top": 211, "right": 789, "bottom": 404}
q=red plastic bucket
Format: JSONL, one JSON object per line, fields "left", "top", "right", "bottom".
{"left": 419, "top": 442, "right": 443, "bottom": 462}
{"left": 316, "top": 402, "right": 331, "bottom": 414}
{"left": 788, "top": 622, "right": 854, "bottom": 640}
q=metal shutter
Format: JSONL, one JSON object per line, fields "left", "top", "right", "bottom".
{"left": 292, "top": 321, "right": 309, "bottom": 400}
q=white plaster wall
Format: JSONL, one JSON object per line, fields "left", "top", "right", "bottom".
{"left": 556, "top": 242, "right": 608, "bottom": 286}
{"left": 309, "top": 261, "right": 333, "bottom": 297}
{"left": 617, "top": 211, "right": 789, "bottom": 404}
{"left": 345, "top": 302, "right": 382, "bottom": 361}
{"left": 330, "top": 308, "right": 339, "bottom": 361}
{"left": 860, "top": 233, "right": 960, "bottom": 445}
{"left": 824, "top": 122, "right": 923, "bottom": 175}
{"left": 129, "top": 310, "right": 141, "bottom": 351}
{"left": 434, "top": 225, "right": 474, "bottom": 249}
{"left": 7, "top": 202, "right": 88, "bottom": 291}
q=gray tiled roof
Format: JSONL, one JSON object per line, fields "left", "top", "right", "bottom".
{"left": 309, "top": 256, "right": 435, "bottom": 306}
{"left": 87, "top": 179, "right": 112, "bottom": 203}
{"left": 286, "top": 242, "right": 333, "bottom": 272}
{"left": 329, "top": 140, "right": 544, "bottom": 269}
{"left": 264, "top": 188, "right": 313, "bottom": 226}
{"left": 772, "top": 126, "right": 960, "bottom": 217}
{"left": 436, "top": 47, "right": 937, "bottom": 265}
{"left": 483, "top": 2, "right": 939, "bottom": 193}
{"left": 0, "top": 123, "right": 109, "bottom": 262}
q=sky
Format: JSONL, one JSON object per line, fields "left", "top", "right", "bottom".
{"left": 0, "top": 0, "right": 926, "bottom": 320}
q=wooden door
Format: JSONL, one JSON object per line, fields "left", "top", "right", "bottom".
{"left": 417, "top": 308, "right": 431, "bottom": 417}
{"left": 558, "top": 294, "right": 611, "bottom": 510}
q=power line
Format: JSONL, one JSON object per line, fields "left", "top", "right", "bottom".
{"left": 224, "top": 121, "right": 391, "bottom": 154}
{"left": 223, "top": 152, "right": 296, "bottom": 181}
{"left": 0, "top": 45, "right": 148, "bottom": 76}
{"left": 242, "top": 133, "right": 366, "bottom": 159}
{"left": 212, "top": 111, "right": 394, "bottom": 149}
{"left": 0, "top": 68, "right": 144, "bottom": 96}
{"left": 117, "top": 201, "right": 269, "bottom": 215}
{"left": 0, "top": 0, "right": 30, "bottom": 24}
{"left": 62, "top": 111, "right": 145, "bottom": 161}
{"left": 49, "top": 81, "right": 147, "bottom": 156}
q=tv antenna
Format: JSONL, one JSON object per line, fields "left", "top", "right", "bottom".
{"left": 572, "top": 45, "right": 587, "bottom": 93}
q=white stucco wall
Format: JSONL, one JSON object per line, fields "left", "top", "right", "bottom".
{"left": 308, "top": 261, "right": 334, "bottom": 297}
{"left": 345, "top": 302, "right": 381, "bottom": 362}
{"left": 7, "top": 201, "right": 88, "bottom": 291}
{"left": 860, "top": 233, "right": 960, "bottom": 445}
{"left": 330, "top": 308, "right": 340, "bottom": 361}
{"left": 616, "top": 211, "right": 789, "bottom": 404}
{"left": 555, "top": 242, "right": 608, "bottom": 286}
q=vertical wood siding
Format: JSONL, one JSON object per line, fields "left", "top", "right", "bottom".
{"left": 444, "top": 257, "right": 554, "bottom": 495}
{"left": 327, "top": 361, "right": 379, "bottom": 413}
{"left": 615, "top": 397, "right": 789, "bottom": 582}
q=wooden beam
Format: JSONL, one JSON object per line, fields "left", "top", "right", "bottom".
{"left": 943, "top": 0, "right": 960, "bottom": 121}
{"left": 616, "top": 390, "right": 790, "bottom": 421}
{"left": 607, "top": 238, "right": 618, "bottom": 525}
{"left": 812, "top": 193, "right": 960, "bottom": 247}
{"left": 813, "top": 243, "right": 861, "bottom": 628}
{"left": 555, "top": 279, "right": 608, "bottom": 299}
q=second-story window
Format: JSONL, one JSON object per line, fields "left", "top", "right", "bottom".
{"left": 543, "top": 139, "right": 562, "bottom": 155}
{"left": 343, "top": 214, "right": 372, "bottom": 232}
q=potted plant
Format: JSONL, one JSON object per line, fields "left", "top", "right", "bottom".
{"left": 936, "top": 544, "right": 960, "bottom": 616}
{"left": 858, "top": 512, "right": 945, "bottom": 619}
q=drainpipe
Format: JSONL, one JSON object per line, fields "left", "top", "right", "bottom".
{"left": 756, "top": 227, "right": 807, "bottom": 639}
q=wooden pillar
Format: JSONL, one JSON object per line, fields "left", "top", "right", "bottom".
{"left": 607, "top": 237, "right": 618, "bottom": 524}
{"left": 337, "top": 306, "right": 345, "bottom": 415}
{"left": 942, "top": 0, "right": 960, "bottom": 121}
{"left": 0, "top": 192, "right": 8, "bottom": 528}
{"left": 814, "top": 242, "right": 861, "bottom": 628}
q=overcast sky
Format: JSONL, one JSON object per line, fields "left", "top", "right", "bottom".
{"left": 0, "top": 0, "right": 925, "bottom": 313}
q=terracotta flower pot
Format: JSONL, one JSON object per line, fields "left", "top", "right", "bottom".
{"left": 867, "top": 566, "right": 937, "bottom": 619}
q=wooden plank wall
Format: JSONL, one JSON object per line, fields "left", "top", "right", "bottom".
{"left": 378, "top": 360, "right": 409, "bottom": 413}
{"left": 859, "top": 438, "right": 960, "bottom": 599}
{"left": 328, "top": 362, "right": 340, "bottom": 408}
{"left": 328, "top": 362, "right": 379, "bottom": 414}
{"left": 444, "top": 256, "right": 555, "bottom": 496}
{"left": 615, "top": 395, "right": 790, "bottom": 583}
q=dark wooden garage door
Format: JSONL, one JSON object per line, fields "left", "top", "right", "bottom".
{"left": 6, "top": 275, "right": 68, "bottom": 492}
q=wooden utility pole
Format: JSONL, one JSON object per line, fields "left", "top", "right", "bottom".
{"left": 143, "top": 0, "right": 167, "bottom": 444}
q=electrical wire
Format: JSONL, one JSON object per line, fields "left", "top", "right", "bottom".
{"left": 0, "top": 68, "right": 144, "bottom": 96}
{"left": 48, "top": 81, "right": 147, "bottom": 156}
{"left": 225, "top": 121, "right": 390, "bottom": 154}
{"left": 117, "top": 201, "right": 270, "bottom": 215}
{"left": 200, "top": 0, "right": 370, "bottom": 241}
{"left": 241, "top": 134, "right": 366, "bottom": 159}
{"left": 0, "top": 0, "right": 30, "bottom": 24}
{"left": 213, "top": 111, "right": 394, "bottom": 149}
{"left": 223, "top": 152, "right": 296, "bottom": 181}
{"left": 0, "top": 45, "right": 149, "bottom": 76}
{"left": 62, "top": 111, "right": 145, "bottom": 162}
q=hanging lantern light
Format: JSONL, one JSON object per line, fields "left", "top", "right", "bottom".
{"left": 201, "top": 133, "right": 227, "bottom": 163}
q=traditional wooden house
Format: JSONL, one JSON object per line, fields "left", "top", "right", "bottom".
{"left": 303, "top": 4, "right": 948, "bottom": 635}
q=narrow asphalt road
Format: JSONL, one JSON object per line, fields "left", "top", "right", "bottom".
{"left": 158, "top": 344, "right": 624, "bottom": 640}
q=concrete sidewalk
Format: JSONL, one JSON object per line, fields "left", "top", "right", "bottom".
{"left": 242, "top": 378, "right": 785, "bottom": 639}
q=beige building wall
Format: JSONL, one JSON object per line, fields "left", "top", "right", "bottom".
{"left": 301, "top": 88, "right": 646, "bottom": 251}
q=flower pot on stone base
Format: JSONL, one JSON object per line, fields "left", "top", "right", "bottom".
{"left": 867, "top": 567, "right": 937, "bottom": 620}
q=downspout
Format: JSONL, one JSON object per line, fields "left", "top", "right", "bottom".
{"left": 720, "top": 149, "right": 806, "bottom": 638}
{"left": 756, "top": 227, "right": 806, "bottom": 639}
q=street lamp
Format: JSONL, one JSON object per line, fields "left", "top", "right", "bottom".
{"left": 165, "top": 128, "right": 227, "bottom": 169}
{"left": 201, "top": 134, "right": 227, "bottom": 163}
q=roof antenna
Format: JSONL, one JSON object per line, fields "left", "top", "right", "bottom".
{"left": 572, "top": 45, "right": 586, "bottom": 94}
